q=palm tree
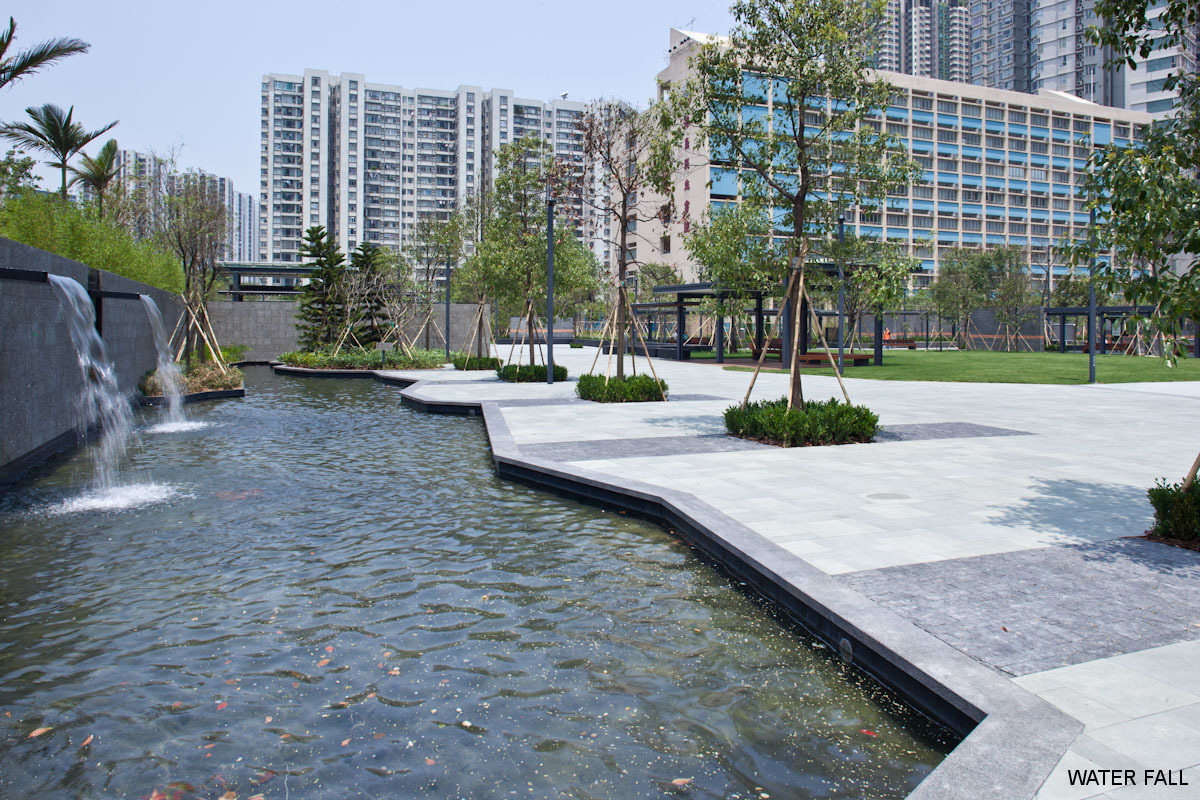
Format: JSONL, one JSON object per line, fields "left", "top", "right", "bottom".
{"left": 70, "top": 138, "right": 119, "bottom": 218}
{"left": 0, "top": 104, "right": 117, "bottom": 199}
{"left": 0, "top": 17, "right": 88, "bottom": 91}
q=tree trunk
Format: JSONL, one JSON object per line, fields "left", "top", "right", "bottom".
{"left": 60, "top": 164, "right": 67, "bottom": 200}
{"left": 528, "top": 303, "right": 537, "bottom": 367}
{"left": 616, "top": 284, "right": 627, "bottom": 379}
{"left": 785, "top": 256, "right": 806, "bottom": 410}
{"left": 1184, "top": 450, "right": 1200, "bottom": 491}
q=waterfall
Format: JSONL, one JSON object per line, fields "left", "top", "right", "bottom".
{"left": 139, "top": 294, "right": 185, "bottom": 424}
{"left": 47, "top": 274, "right": 134, "bottom": 491}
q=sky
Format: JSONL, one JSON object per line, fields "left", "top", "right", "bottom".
{"left": 2, "top": 0, "right": 734, "bottom": 197}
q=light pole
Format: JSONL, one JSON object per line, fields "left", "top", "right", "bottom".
{"left": 1088, "top": 207, "right": 1096, "bottom": 384}
{"left": 546, "top": 197, "right": 555, "bottom": 385}
{"left": 837, "top": 214, "right": 846, "bottom": 376}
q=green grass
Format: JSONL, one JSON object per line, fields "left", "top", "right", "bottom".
{"left": 721, "top": 350, "right": 1200, "bottom": 384}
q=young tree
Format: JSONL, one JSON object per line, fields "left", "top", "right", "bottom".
{"left": 980, "top": 246, "right": 1040, "bottom": 352}
{"left": 578, "top": 100, "right": 677, "bottom": 377}
{"left": 0, "top": 17, "right": 88, "bottom": 91}
{"left": 818, "top": 235, "right": 917, "bottom": 350}
{"left": 402, "top": 213, "right": 466, "bottom": 349}
{"left": 296, "top": 226, "right": 347, "bottom": 351}
{"left": 0, "top": 104, "right": 116, "bottom": 198}
{"left": 69, "top": 138, "right": 119, "bottom": 219}
{"left": 160, "top": 171, "right": 226, "bottom": 366}
{"left": 462, "top": 136, "right": 600, "bottom": 365}
{"left": 930, "top": 248, "right": 986, "bottom": 349}
{"left": 0, "top": 147, "right": 38, "bottom": 196}
{"left": 665, "top": 0, "right": 920, "bottom": 407}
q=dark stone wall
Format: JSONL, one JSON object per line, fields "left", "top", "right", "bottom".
{"left": 0, "top": 238, "right": 182, "bottom": 482}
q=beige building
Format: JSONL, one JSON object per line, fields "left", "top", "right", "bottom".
{"left": 630, "top": 28, "right": 1154, "bottom": 291}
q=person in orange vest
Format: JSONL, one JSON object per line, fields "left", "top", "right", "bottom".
{"left": 883, "top": 327, "right": 891, "bottom": 343}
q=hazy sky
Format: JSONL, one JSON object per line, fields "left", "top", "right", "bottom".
{"left": 2, "top": 0, "right": 734, "bottom": 198}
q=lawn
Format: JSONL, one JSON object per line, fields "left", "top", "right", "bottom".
{"left": 721, "top": 349, "right": 1200, "bottom": 384}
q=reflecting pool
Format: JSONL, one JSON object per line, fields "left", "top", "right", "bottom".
{"left": 0, "top": 368, "right": 951, "bottom": 798}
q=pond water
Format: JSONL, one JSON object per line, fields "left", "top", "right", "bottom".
{"left": 0, "top": 368, "right": 952, "bottom": 799}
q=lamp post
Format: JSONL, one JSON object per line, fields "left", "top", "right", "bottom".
{"left": 546, "top": 197, "right": 556, "bottom": 385}
{"left": 837, "top": 214, "right": 846, "bottom": 376}
{"left": 1088, "top": 206, "right": 1096, "bottom": 384}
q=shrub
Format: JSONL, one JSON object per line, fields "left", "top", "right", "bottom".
{"left": 569, "top": 342, "right": 583, "bottom": 349}
{"left": 576, "top": 373, "right": 668, "bottom": 402}
{"left": 496, "top": 364, "right": 567, "bottom": 382}
{"left": 724, "top": 398, "right": 879, "bottom": 447}
{"left": 140, "top": 363, "right": 244, "bottom": 394}
{"left": 452, "top": 352, "right": 504, "bottom": 371}
{"left": 1148, "top": 479, "right": 1200, "bottom": 541}
{"left": 0, "top": 191, "right": 183, "bottom": 292}
{"left": 278, "top": 346, "right": 445, "bottom": 370}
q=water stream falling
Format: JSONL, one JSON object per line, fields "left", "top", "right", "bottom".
{"left": 46, "top": 275, "right": 179, "bottom": 512}
{"left": 139, "top": 295, "right": 184, "bottom": 422}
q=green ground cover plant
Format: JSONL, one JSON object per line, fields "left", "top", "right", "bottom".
{"left": 452, "top": 352, "right": 504, "bottom": 370}
{"left": 279, "top": 347, "right": 445, "bottom": 370}
{"left": 722, "top": 350, "right": 1200, "bottom": 384}
{"left": 1147, "top": 480, "right": 1200, "bottom": 543}
{"left": 496, "top": 364, "right": 567, "bottom": 382}
{"left": 576, "top": 373, "right": 668, "bottom": 403}
{"left": 724, "top": 398, "right": 879, "bottom": 447}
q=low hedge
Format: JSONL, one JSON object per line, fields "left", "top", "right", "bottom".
{"left": 496, "top": 364, "right": 567, "bottom": 382}
{"left": 724, "top": 397, "right": 879, "bottom": 447}
{"left": 452, "top": 352, "right": 504, "bottom": 371}
{"left": 278, "top": 347, "right": 445, "bottom": 370}
{"left": 1148, "top": 479, "right": 1200, "bottom": 541}
{"left": 576, "top": 373, "right": 668, "bottom": 402}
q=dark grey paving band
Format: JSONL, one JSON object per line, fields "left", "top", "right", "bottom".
{"left": 843, "top": 538, "right": 1200, "bottom": 676}
{"left": 521, "top": 433, "right": 772, "bottom": 462}
{"left": 877, "top": 422, "right": 1030, "bottom": 442}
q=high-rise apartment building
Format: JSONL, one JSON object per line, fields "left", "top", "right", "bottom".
{"left": 259, "top": 71, "right": 589, "bottom": 265}
{"left": 109, "top": 150, "right": 255, "bottom": 265}
{"left": 878, "top": 0, "right": 970, "bottom": 82}
{"left": 970, "top": 0, "right": 1033, "bottom": 93}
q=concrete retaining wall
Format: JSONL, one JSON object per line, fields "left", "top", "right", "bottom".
{"left": 206, "top": 300, "right": 493, "bottom": 362}
{"left": 0, "top": 238, "right": 182, "bottom": 483}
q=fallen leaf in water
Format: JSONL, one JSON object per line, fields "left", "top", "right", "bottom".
{"left": 318, "top": 659, "right": 331, "bottom": 667}
{"left": 225, "top": 659, "right": 232, "bottom": 665}
{"left": 383, "top": 651, "right": 392, "bottom": 657}
{"left": 264, "top": 716, "right": 273, "bottom": 723}
{"left": 216, "top": 702, "right": 228, "bottom": 711}
{"left": 439, "top": 679, "right": 449, "bottom": 685}
{"left": 425, "top": 758, "right": 436, "bottom": 766}
{"left": 220, "top": 792, "right": 237, "bottom": 800}
{"left": 80, "top": 734, "right": 93, "bottom": 747}
{"left": 387, "top": 669, "right": 401, "bottom": 676}
{"left": 671, "top": 777, "right": 693, "bottom": 786}
{"left": 366, "top": 692, "right": 376, "bottom": 698}
{"left": 341, "top": 738, "right": 350, "bottom": 746}
{"left": 172, "top": 702, "right": 183, "bottom": 709}
{"left": 248, "top": 795, "right": 264, "bottom": 800}
{"left": 1001, "top": 626, "right": 1009, "bottom": 632}
{"left": 325, "top": 645, "right": 334, "bottom": 653}
{"left": 224, "top": 679, "right": 238, "bottom": 685}
{"left": 203, "top": 743, "right": 216, "bottom": 749}
{"left": 28, "top": 727, "right": 51, "bottom": 738}
{"left": 373, "top": 732, "right": 385, "bottom": 739}
{"left": 291, "top": 682, "right": 300, "bottom": 688}
{"left": 859, "top": 729, "right": 877, "bottom": 737}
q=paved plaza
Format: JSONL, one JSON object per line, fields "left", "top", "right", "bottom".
{"left": 384, "top": 348, "right": 1200, "bottom": 799}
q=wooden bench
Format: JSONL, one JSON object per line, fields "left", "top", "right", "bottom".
{"left": 886, "top": 338, "right": 919, "bottom": 350}
{"left": 793, "top": 352, "right": 872, "bottom": 367}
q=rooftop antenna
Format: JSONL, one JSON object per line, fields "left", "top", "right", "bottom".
{"left": 682, "top": 16, "right": 697, "bottom": 30}
{"left": 560, "top": 92, "right": 568, "bottom": 100}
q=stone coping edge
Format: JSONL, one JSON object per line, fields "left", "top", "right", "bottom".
{"left": 140, "top": 388, "right": 245, "bottom": 405}
{"left": 277, "top": 368, "right": 1083, "bottom": 800}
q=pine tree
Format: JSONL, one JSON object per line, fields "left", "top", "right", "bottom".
{"left": 296, "top": 226, "right": 346, "bottom": 351}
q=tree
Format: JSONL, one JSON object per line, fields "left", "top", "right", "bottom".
{"left": 818, "top": 234, "right": 916, "bottom": 350}
{"left": 930, "top": 248, "right": 986, "bottom": 349}
{"left": 633, "top": 262, "right": 682, "bottom": 303}
{"left": 401, "top": 212, "right": 467, "bottom": 349}
{"left": 0, "top": 147, "right": 38, "bottom": 196}
{"left": 665, "top": 0, "right": 920, "bottom": 407}
{"left": 160, "top": 171, "right": 226, "bottom": 366}
{"left": 578, "top": 100, "right": 677, "bottom": 377}
{"left": 296, "top": 226, "right": 347, "bottom": 351}
{"left": 461, "top": 136, "right": 600, "bottom": 365}
{"left": 0, "top": 17, "right": 88, "bottom": 91}
{"left": 1083, "top": 0, "right": 1200, "bottom": 489}
{"left": 344, "top": 243, "right": 389, "bottom": 346}
{"left": 980, "top": 246, "right": 1039, "bottom": 352}
{"left": 69, "top": 138, "right": 119, "bottom": 219}
{"left": 0, "top": 104, "right": 117, "bottom": 199}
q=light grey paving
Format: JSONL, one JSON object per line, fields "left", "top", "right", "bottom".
{"left": 876, "top": 421, "right": 1029, "bottom": 441}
